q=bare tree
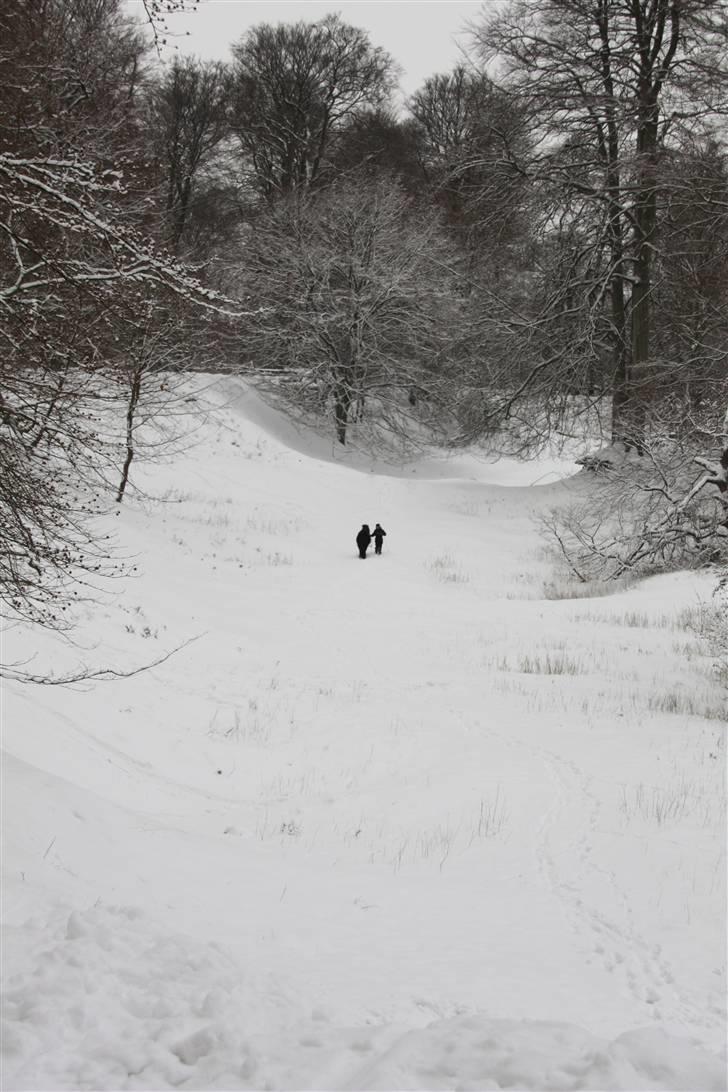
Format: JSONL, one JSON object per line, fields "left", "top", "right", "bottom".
{"left": 112, "top": 305, "right": 225, "bottom": 503}
{"left": 328, "top": 108, "right": 424, "bottom": 194}
{"left": 409, "top": 65, "right": 530, "bottom": 260}
{"left": 0, "top": 0, "right": 237, "bottom": 627}
{"left": 230, "top": 14, "right": 397, "bottom": 200}
{"left": 145, "top": 56, "right": 232, "bottom": 250}
{"left": 467, "top": 0, "right": 728, "bottom": 450}
{"left": 542, "top": 403, "right": 727, "bottom": 582}
{"left": 235, "top": 178, "right": 465, "bottom": 447}
{"left": 652, "top": 138, "right": 728, "bottom": 404}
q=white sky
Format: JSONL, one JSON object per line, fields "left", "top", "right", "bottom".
{"left": 128, "top": 1, "right": 488, "bottom": 98}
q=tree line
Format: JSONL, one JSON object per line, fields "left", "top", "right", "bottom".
{"left": 1, "top": 0, "right": 727, "bottom": 631}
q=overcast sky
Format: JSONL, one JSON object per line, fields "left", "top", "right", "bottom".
{"left": 129, "top": 1, "right": 487, "bottom": 99}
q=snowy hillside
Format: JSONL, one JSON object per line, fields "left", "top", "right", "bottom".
{"left": 2, "top": 377, "right": 726, "bottom": 1091}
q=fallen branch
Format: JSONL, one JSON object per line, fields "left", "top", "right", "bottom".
{"left": 0, "top": 634, "right": 203, "bottom": 686}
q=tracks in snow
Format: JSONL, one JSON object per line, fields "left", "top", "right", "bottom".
{"left": 525, "top": 737, "right": 717, "bottom": 1041}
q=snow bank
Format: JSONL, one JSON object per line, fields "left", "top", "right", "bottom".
{"left": 352, "top": 1018, "right": 727, "bottom": 1091}
{"left": 2, "top": 904, "right": 724, "bottom": 1091}
{"left": 214, "top": 377, "right": 579, "bottom": 485}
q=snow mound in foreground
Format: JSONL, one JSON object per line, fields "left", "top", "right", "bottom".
{"left": 2, "top": 904, "right": 725, "bottom": 1091}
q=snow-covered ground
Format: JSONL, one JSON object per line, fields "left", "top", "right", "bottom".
{"left": 2, "top": 377, "right": 726, "bottom": 1091}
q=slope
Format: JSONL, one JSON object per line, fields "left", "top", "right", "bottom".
{"left": 2, "top": 377, "right": 726, "bottom": 1091}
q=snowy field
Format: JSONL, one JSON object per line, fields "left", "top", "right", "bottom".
{"left": 2, "top": 377, "right": 726, "bottom": 1091}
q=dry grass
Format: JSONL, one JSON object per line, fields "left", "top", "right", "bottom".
{"left": 496, "top": 652, "right": 587, "bottom": 676}
{"left": 542, "top": 575, "right": 634, "bottom": 600}
{"left": 647, "top": 690, "right": 726, "bottom": 721}
{"left": 428, "top": 553, "right": 470, "bottom": 584}
{"left": 619, "top": 780, "right": 717, "bottom": 827}
{"left": 574, "top": 605, "right": 722, "bottom": 634}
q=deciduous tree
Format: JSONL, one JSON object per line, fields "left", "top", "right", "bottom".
{"left": 0, "top": 0, "right": 235, "bottom": 627}
{"left": 145, "top": 56, "right": 232, "bottom": 250}
{"left": 409, "top": 65, "right": 529, "bottom": 258}
{"left": 230, "top": 15, "right": 396, "bottom": 199}
{"left": 236, "top": 178, "right": 464, "bottom": 447}
{"left": 468, "top": 0, "right": 728, "bottom": 448}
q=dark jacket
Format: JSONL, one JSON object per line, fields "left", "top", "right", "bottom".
{"left": 372, "top": 525, "right": 386, "bottom": 543}
{"left": 356, "top": 525, "right": 371, "bottom": 549}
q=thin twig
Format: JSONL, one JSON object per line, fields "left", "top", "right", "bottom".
{"left": 0, "top": 635, "right": 204, "bottom": 686}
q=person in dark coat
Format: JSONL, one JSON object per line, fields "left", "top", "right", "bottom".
{"left": 356, "top": 524, "right": 371, "bottom": 559}
{"left": 372, "top": 523, "right": 387, "bottom": 555}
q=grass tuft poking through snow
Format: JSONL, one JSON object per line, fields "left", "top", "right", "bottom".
{"left": 647, "top": 689, "right": 726, "bottom": 720}
{"left": 619, "top": 780, "right": 718, "bottom": 827}
{"left": 428, "top": 553, "right": 470, "bottom": 584}
{"left": 542, "top": 574, "right": 635, "bottom": 600}
{"left": 505, "top": 651, "right": 586, "bottom": 675}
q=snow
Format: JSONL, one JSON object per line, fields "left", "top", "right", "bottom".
{"left": 2, "top": 376, "right": 726, "bottom": 1091}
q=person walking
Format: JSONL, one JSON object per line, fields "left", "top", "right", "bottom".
{"left": 356, "top": 524, "right": 371, "bottom": 559}
{"left": 372, "top": 523, "right": 387, "bottom": 555}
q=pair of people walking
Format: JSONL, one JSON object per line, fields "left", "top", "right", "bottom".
{"left": 356, "top": 523, "right": 386, "bottom": 559}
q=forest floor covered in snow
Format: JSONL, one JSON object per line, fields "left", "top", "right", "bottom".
{"left": 2, "top": 377, "right": 726, "bottom": 1091}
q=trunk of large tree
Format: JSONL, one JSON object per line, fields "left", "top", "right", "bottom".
{"left": 610, "top": 279, "right": 632, "bottom": 445}
{"left": 334, "top": 386, "right": 351, "bottom": 445}
{"left": 172, "top": 176, "right": 192, "bottom": 250}
{"left": 606, "top": 186, "right": 631, "bottom": 445}
{"left": 596, "top": 2, "right": 635, "bottom": 450}
{"left": 332, "top": 326, "right": 363, "bottom": 445}
{"left": 622, "top": 0, "right": 680, "bottom": 452}
{"left": 627, "top": 104, "right": 660, "bottom": 454}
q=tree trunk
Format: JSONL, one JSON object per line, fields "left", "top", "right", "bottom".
{"left": 596, "top": 1, "right": 633, "bottom": 449}
{"left": 117, "top": 369, "right": 142, "bottom": 502}
{"left": 310, "top": 107, "right": 331, "bottom": 187}
{"left": 627, "top": 104, "right": 660, "bottom": 454}
{"left": 624, "top": 0, "right": 681, "bottom": 452}
{"left": 333, "top": 381, "right": 352, "bottom": 445}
